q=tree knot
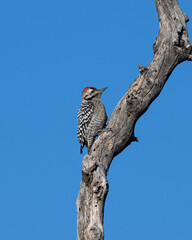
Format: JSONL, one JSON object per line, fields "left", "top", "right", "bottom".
{"left": 138, "top": 64, "right": 148, "bottom": 74}
{"left": 86, "top": 224, "right": 103, "bottom": 240}
{"left": 82, "top": 155, "right": 98, "bottom": 185}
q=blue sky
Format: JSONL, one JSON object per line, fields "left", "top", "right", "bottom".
{"left": 0, "top": 0, "right": 192, "bottom": 239}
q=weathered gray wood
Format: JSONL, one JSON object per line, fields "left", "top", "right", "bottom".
{"left": 76, "top": 1, "right": 192, "bottom": 239}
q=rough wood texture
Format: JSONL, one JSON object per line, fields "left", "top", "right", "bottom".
{"left": 76, "top": 1, "right": 192, "bottom": 239}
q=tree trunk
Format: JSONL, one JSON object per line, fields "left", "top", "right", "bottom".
{"left": 76, "top": 1, "right": 192, "bottom": 239}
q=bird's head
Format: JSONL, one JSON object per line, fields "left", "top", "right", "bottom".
{"left": 82, "top": 86, "right": 107, "bottom": 101}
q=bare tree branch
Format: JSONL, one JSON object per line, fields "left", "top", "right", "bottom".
{"left": 77, "top": 1, "right": 192, "bottom": 239}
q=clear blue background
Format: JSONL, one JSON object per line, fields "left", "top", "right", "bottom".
{"left": 0, "top": 0, "right": 192, "bottom": 239}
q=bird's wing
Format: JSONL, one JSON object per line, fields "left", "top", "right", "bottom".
{"left": 77, "top": 101, "right": 94, "bottom": 144}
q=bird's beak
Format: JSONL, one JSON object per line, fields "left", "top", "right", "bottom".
{"left": 97, "top": 87, "right": 107, "bottom": 99}
{"left": 99, "top": 87, "right": 108, "bottom": 93}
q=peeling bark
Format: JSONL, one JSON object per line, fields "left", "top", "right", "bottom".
{"left": 76, "top": 1, "right": 192, "bottom": 239}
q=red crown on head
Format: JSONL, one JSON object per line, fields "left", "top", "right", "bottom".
{"left": 82, "top": 86, "right": 96, "bottom": 95}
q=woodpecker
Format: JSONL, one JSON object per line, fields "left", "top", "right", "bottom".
{"left": 77, "top": 86, "right": 108, "bottom": 154}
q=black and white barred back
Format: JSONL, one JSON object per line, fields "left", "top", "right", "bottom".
{"left": 77, "top": 101, "right": 94, "bottom": 153}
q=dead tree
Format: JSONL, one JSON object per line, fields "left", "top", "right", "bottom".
{"left": 76, "top": 0, "right": 192, "bottom": 239}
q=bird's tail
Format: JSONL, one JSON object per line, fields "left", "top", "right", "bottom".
{"left": 80, "top": 144, "right": 84, "bottom": 154}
